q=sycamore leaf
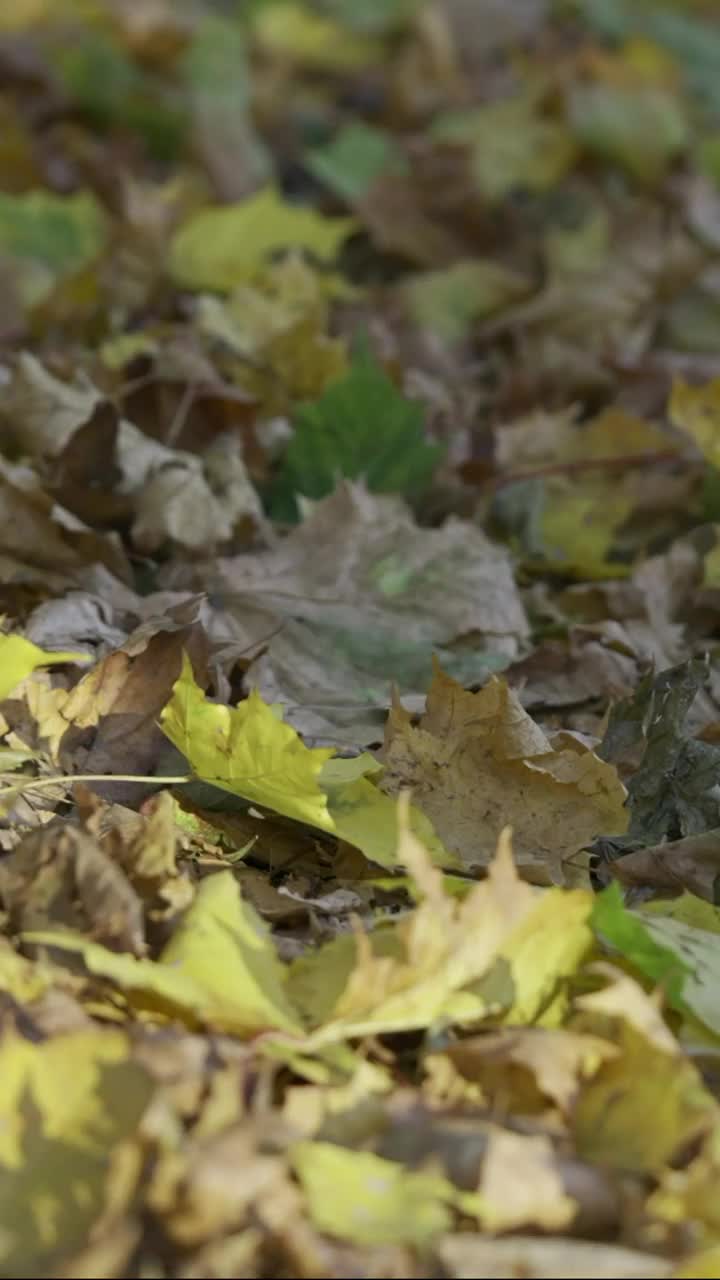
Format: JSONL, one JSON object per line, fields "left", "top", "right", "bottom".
{"left": 0, "top": 632, "right": 89, "bottom": 699}
{"left": 291, "top": 1142, "right": 456, "bottom": 1245}
{"left": 25, "top": 870, "right": 303, "bottom": 1036}
{"left": 0, "top": 1028, "right": 145, "bottom": 1166}
{"left": 168, "top": 185, "right": 355, "bottom": 292}
{"left": 161, "top": 654, "right": 334, "bottom": 829}
{"left": 270, "top": 345, "right": 443, "bottom": 520}
{"left": 160, "top": 654, "right": 450, "bottom": 867}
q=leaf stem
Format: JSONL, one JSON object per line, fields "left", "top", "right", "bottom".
{"left": 0, "top": 772, "right": 193, "bottom": 797}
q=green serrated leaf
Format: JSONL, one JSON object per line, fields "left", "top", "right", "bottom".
{"left": 270, "top": 346, "right": 443, "bottom": 520}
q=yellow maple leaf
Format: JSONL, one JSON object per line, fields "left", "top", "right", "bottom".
{"left": 168, "top": 185, "right": 356, "bottom": 292}
{"left": 291, "top": 1142, "right": 456, "bottom": 1246}
{"left": 669, "top": 377, "right": 720, "bottom": 470}
{"left": 25, "top": 870, "right": 304, "bottom": 1036}
{"left": 160, "top": 655, "right": 450, "bottom": 867}
{"left": 0, "top": 633, "right": 89, "bottom": 701}
{"left": 298, "top": 799, "right": 592, "bottom": 1045}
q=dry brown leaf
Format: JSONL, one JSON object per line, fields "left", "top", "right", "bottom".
{"left": 381, "top": 665, "right": 628, "bottom": 880}
{"left": 0, "top": 822, "right": 144, "bottom": 952}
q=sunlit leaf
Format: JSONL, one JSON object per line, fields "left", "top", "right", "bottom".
{"left": 160, "top": 655, "right": 449, "bottom": 867}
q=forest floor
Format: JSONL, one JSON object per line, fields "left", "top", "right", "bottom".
{"left": 4, "top": 2, "right": 720, "bottom": 1277}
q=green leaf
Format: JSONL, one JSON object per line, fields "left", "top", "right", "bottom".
{"left": 569, "top": 83, "right": 688, "bottom": 183}
{"left": 306, "top": 122, "right": 408, "bottom": 203}
{"left": 432, "top": 97, "right": 576, "bottom": 202}
{"left": 592, "top": 884, "right": 690, "bottom": 1008}
{"left": 0, "top": 634, "right": 89, "bottom": 700}
{"left": 594, "top": 884, "right": 720, "bottom": 1039}
{"left": 270, "top": 345, "right": 443, "bottom": 520}
{"left": 168, "top": 185, "right": 356, "bottom": 292}
{"left": 0, "top": 189, "right": 106, "bottom": 305}
{"left": 403, "top": 260, "right": 530, "bottom": 343}
{"left": 181, "top": 15, "right": 270, "bottom": 192}
{"left": 58, "top": 32, "right": 187, "bottom": 161}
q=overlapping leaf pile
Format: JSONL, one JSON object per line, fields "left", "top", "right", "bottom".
{"left": 6, "top": 1, "right": 720, "bottom": 1276}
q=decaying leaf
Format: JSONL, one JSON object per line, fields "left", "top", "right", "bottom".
{"left": 382, "top": 664, "right": 627, "bottom": 880}
{"left": 26, "top": 870, "right": 304, "bottom": 1036}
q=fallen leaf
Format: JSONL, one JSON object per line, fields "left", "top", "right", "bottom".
{"left": 0, "top": 632, "right": 88, "bottom": 700}
{"left": 569, "top": 82, "right": 687, "bottom": 183}
{"left": 598, "top": 659, "right": 720, "bottom": 846}
{"left": 572, "top": 970, "right": 716, "bottom": 1171}
{"left": 0, "top": 188, "right": 106, "bottom": 307}
{"left": 270, "top": 344, "right": 443, "bottom": 520}
{"left": 382, "top": 664, "right": 627, "bottom": 879}
{"left": 432, "top": 96, "right": 576, "bottom": 201}
{"left": 291, "top": 1142, "right": 456, "bottom": 1245}
{"left": 0, "top": 1027, "right": 151, "bottom": 1275}
{"left": 168, "top": 186, "right": 355, "bottom": 292}
{"left": 438, "top": 1235, "right": 672, "bottom": 1279}
{"left": 0, "top": 822, "right": 145, "bottom": 952}
{"left": 161, "top": 653, "right": 449, "bottom": 867}
{"left": 306, "top": 122, "right": 408, "bottom": 204}
{"left": 445, "top": 1027, "right": 617, "bottom": 1114}
{"left": 26, "top": 869, "right": 304, "bottom": 1036}
{"left": 403, "top": 259, "right": 530, "bottom": 343}
{"left": 298, "top": 806, "right": 590, "bottom": 1043}
{"left": 477, "top": 1129, "right": 576, "bottom": 1232}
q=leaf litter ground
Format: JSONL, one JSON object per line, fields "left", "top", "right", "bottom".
{"left": 6, "top": 1, "right": 720, "bottom": 1276}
